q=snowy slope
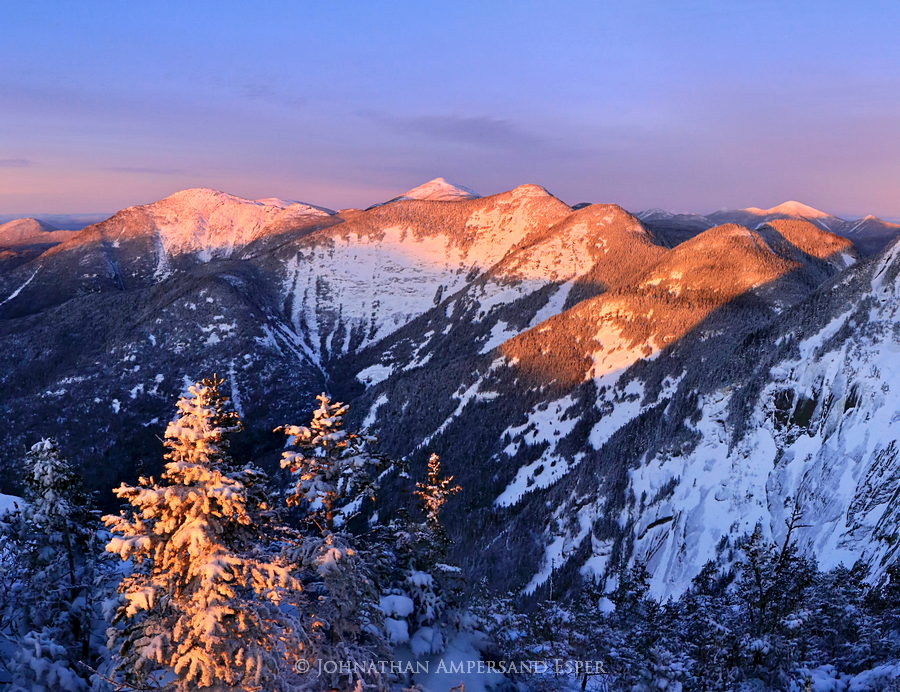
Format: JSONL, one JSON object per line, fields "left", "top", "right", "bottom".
{"left": 344, "top": 203, "right": 666, "bottom": 386}
{"left": 0, "top": 218, "right": 75, "bottom": 247}
{"left": 278, "top": 184, "right": 571, "bottom": 362}
{"left": 386, "top": 177, "right": 480, "bottom": 203}
{"left": 349, "top": 217, "right": 874, "bottom": 598}
{"left": 100, "top": 188, "right": 332, "bottom": 264}
{"left": 621, "top": 239, "right": 900, "bottom": 596}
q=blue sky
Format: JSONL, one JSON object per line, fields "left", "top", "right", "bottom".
{"left": 2, "top": 1, "right": 899, "bottom": 217}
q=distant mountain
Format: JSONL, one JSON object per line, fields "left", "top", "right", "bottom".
{"left": 743, "top": 200, "right": 832, "bottom": 219}
{"left": 0, "top": 183, "right": 896, "bottom": 607}
{"left": 707, "top": 200, "right": 843, "bottom": 233}
{"left": 838, "top": 215, "right": 900, "bottom": 256}
{"left": 375, "top": 177, "right": 480, "bottom": 206}
{"left": 637, "top": 200, "right": 900, "bottom": 257}
{"left": 0, "top": 213, "right": 112, "bottom": 231}
{"left": 636, "top": 208, "right": 718, "bottom": 247}
{"left": 0, "top": 217, "right": 76, "bottom": 247}
{"left": 0, "top": 218, "right": 79, "bottom": 274}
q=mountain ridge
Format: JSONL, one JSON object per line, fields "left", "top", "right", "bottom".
{"left": 0, "top": 182, "right": 896, "bottom": 605}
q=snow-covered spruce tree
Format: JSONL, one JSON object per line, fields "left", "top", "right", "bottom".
{"left": 277, "top": 393, "right": 393, "bottom": 691}
{"left": 380, "top": 453, "right": 465, "bottom": 659}
{"left": 733, "top": 514, "right": 815, "bottom": 688}
{"left": 0, "top": 438, "right": 101, "bottom": 691}
{"left": 413, "top": 453, "right": 461, "bottom": 536}
{"left": 104, "top": 378, "right": 302, "bottom": 691}
{"left": 277, "top": 393, "right": 388, "bottom": 531}
{"left": 673, "top": 560, "right": 741, "bottom": 690}
{"left": 600, "top": 562, "right": 685, "bottom": 691}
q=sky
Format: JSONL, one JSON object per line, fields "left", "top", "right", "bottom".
{"left": 2, "top": 1, "right": 899, "bottom": 218}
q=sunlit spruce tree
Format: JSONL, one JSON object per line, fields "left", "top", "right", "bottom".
{"left": 277, "top": 393, "right": 393, "bottom": 691}
{"left": 104, "top": 377, "right": 302, "bottom": 691}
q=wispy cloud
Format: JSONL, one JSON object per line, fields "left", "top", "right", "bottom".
{"left": 363, "top": 111, "right": 549, "bottom": 149}
{"left": 0, "top": 158, "right": 31, "bottom": 168}
{"left": 103, "top": 166, "right": 184, "bottom": 175}
{"left": 237, "top": 82, "right": 307, "bottom": 110}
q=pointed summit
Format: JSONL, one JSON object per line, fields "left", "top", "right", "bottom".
{"left": 744, "top": 200, "right": 831, "bottom": 219}
{"left": 395, "top": 177, "right": 480, "bottom": 202}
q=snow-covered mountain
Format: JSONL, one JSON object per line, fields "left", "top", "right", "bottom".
{"left": 381, "top": 177, "right": 480, "bottom": 204}
{"left": 622, "top": 237, "right": 900, "bottom": 595}
{"left": 66, "top": 187, "right": 333, "bottom": 263}
{"left": 0, "top": 182, "right": 896, "bottom": 605}
{"left": 743, "top": 200, "right": 833, "bottom": 219}
{"left": 275, "top": 183, "right": 569, "bottom": 362}
{"left": 707, "top": 201, "right": 844, "bottom": 234}
{"left": 0, "top": 217, "right": 76, "bottom": 247}
{"left": 637, "top": 200, "right": 899, "bottom": 257}
{"left": 346, "top": 209, "right": 881, "bottom": 596}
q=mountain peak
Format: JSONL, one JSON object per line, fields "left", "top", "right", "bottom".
{"left": 744, "top": 200, "right": 831, "bottom": 219}
{"left": 0, "top": 217, "right": 57, "bottom": 234}
{"left": 144, "top": 187, "right": 334, "bottom": 215}
{"left": 507, "top": 183, "right": 552, "bottom": 199}
{"left": 396, "top": 177, "right": 480, "bottom": 202}
{"left": 0, "top": 217, "right": 69, "bottom": 246}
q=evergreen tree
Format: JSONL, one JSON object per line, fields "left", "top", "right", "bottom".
{"left": 104, "top": 379, "right": 302, "bottom": 691}
{"left": 677, "top": 560, "right": 740, "bottom": 690}
{"left": 414, "top": 453, "right": 461, "bottom": 534}
{"left": 383, "top": 454, "right": 464, "bottom": 660}
{"left": 278, "top": 393, "right": 387, "bottom": 531}
{"left": 603, "top": 562, "right": 685, "bottom": 690}
{"left": 0, "top": 438, "right": 100, "bottom": 691}
{"left": 277, "top": 393, "right": 392, "bottom": 691}
{"left": 862, "top": 562, "right": 900, "bottom": 669}
{"left": 734, "top": 514, "right": 815, "bottom": 688}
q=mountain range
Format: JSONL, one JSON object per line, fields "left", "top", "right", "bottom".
{"left": 638, "top": 200, "right": 900, "bottom": 256}
{"left": 0, "top": 178, "right": 897, "bottom": 600}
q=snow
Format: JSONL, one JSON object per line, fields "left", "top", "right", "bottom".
{"left": 379, "top": 594, "right": 415, "bottom": 618}
{"left": 408, "top": 633, "right": 506, "bottom": 692}
{"left": 744, "top": 200, "right": 833, "bottom": 219}
{"left": 0, "top": 269, "right": 39, "bottom": 307}
{"left": 392, "top": 177, "right": 480, "bottom": 202}
{"left": 0, "top": 492, "right": 22, "bottom": 516}
{"left": 797, "top": 662, "right": 900, "bottom": 691}
{"left": 384, "top": 618, "right": 410, "bottom": 645}
{"left": 122, "top": 188, "right": 332, "bottom": 265}
{"left": 525, "top": 502, "right": 595, "bottom": 594}
{"left": 357, "top": 363, "right": 394, "bottom": 387}
{"left": 479, "top": 320, "right": 519, "bottom": 354}
{"left": 227, "top": 360, "right": 244, "bottom": 416}
{"left": 613, "top": 255, "right": 900, "bottom": 596}
{"left": 495, "top": 395, "right": 580, "bottom": 507}
{"left": 281, "top": 186, "right": 571, "bottom": 360}
{"left": 362, "top": 393, "right": 389, "bottom": 429}
{"left": 419, "top": 368, "right": 501, "bottom": 449}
